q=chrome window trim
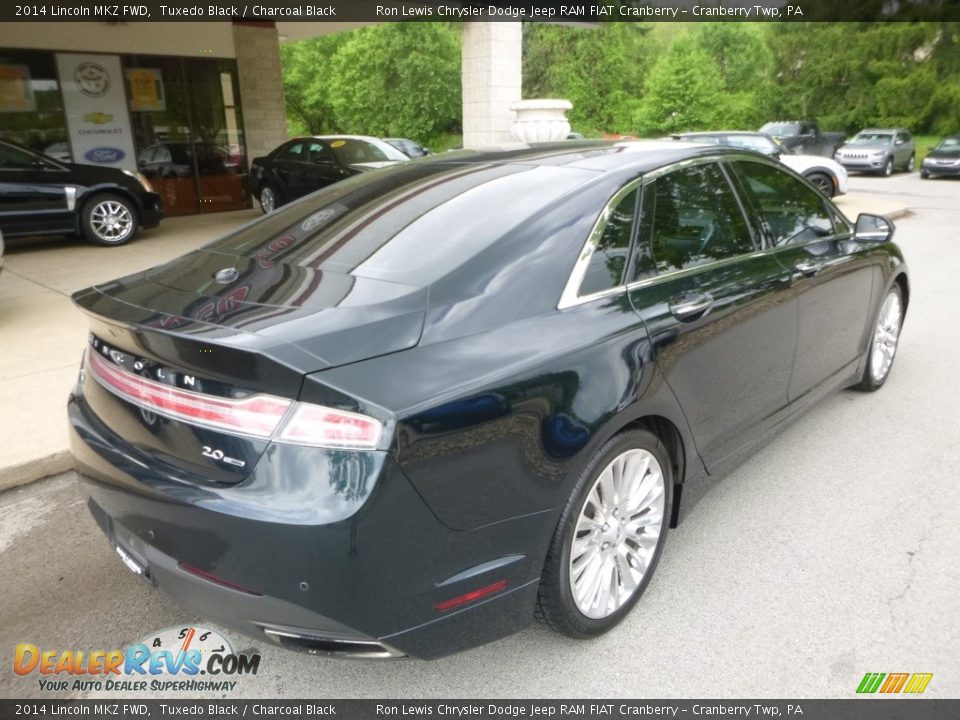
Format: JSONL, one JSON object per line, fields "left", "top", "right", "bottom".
{"left": 558, "top": 154, "right": 762, "bottom": 310}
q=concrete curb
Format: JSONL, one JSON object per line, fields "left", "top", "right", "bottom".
{"left": 0, "top": 451, "right": 74, "bottom": 494}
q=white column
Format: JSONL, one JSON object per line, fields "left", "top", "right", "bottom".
{"left": 461, "top": 22, "right": 522, "bottom": 149}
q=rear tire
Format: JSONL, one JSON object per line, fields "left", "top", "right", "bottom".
{"left": 906, "top": 154, "right": 915, "bottom": 172}
{"left": 806, "top": 172, "right": 835, "bottom": 197}
{"left": 81, "top": 193, "right": 139, "bottom": 246}
{"left": 855, "top": 284, "right": 904, "bottom": 392}
{"left": 259, "top": 185, "right": 278, "bottom": 214}
{"left": 536, "top": 429, "right": 672, "bottom": 638}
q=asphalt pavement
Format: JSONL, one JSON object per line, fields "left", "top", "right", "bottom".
{"left": 1, "top": 172, "right": 958, "bottom": 699}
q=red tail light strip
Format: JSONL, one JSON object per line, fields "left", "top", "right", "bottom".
{"left": 86, "top": 349, "right": 291, "bottom": 439}
{"left": 434, "top": 580, "right": 508, "bottom": 612}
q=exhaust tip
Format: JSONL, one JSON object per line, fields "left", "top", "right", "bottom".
{"left": 263, "top": 628, "right": 405, "bottom": 659}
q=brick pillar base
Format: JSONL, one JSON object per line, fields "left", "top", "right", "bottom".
{"left": 461, "top": 22, "right": 522, "bottom": 149}
{"left": 233, "top": 22, "right": 287, "bottom": 163}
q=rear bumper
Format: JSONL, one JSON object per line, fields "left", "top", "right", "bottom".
{"left": 68, "top": 389, "right": 548, "bottom": 659}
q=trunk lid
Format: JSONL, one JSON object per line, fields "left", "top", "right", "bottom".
{"left": 73, "top": 248, "right": 425, "bottom": 484}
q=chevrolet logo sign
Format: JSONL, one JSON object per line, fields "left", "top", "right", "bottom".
{"left": 83, "top": 112, "right": 114, "bottom": 125}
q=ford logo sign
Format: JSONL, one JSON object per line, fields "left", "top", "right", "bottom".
{"left": 84, "top": 147, "right": 125, "bottom": 164}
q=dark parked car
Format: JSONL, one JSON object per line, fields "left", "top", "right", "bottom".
{"left": 249, "top": 135, "right": 408, "bottom": 213}
{"left": 920, "top": 135, "right": 960, "bottom": 179}
{"left": 383, "top": 137, "right": 432, "bottom": 158}
{"left": 759, "top": 121, "right": 846, "bottom": 157}
{"left": 834, "top": 129, "right": 916, "bottom": 176}
{"left": 672, "top": 131, "right": 848, "bottom": 197}
{"left": 0, "top": 139, "right": 163, "bottom": 246}
{"left": 69, "top": 142, "right": 908, "bottom": 659}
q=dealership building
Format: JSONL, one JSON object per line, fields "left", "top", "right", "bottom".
{"left": 0, "top": 20, "right": 522, "bottom": 216}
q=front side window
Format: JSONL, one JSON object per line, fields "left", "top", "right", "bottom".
{"left": 647, "top": 163, "right": 755, "bottom": 273}
{"left": 732, "top": 160, "right": 835, "bottom": 247}
{"left": 579, "top": 187, "right": 639, "bottom": 296}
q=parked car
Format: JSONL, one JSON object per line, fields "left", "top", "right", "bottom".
{"left": 249, "top": 135, "right": 409, "bottom": 213}
{"left": 759, "top": 121, "right": 846, "bottom": 157}
{"left": 0, "top": 138, "right": 163, "bottom": 246}
{"left": 383, "top": 137, "right": 432, "bottom": 158}
{"left": 0, "top": 227, "right": 4, "bottom": 277}
{"left": 69, "top": 141, "right": 908, "bottom": 659}
{"left": 920, "top": 135, "right": 960, "bottom": 179}
{"left": 673, "top": 131, "right": 848, "bottom": 197}
{"left": 834, "top": 129, "right": 916, "bottom": 176}
{"left": 137, "top": 142, "right": 238, "bottom": 179}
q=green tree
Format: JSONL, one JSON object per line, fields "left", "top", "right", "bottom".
{"left": 523, "top": 22, "right": 653, "bottom": 134}
{"left": 327, "top": 23, "right": 461, "bottom": 139}
{"left": 633, "top": 35, "right": 729, "bottom": 134}
{"left": 280, "top": 33, "right": 349, "bottom": 135}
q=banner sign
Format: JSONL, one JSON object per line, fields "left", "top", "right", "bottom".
{"left": 126, "top": 67, "right": 166, "bottom": 112}
{"left": 55, "top": 53, "right": 137, "bottom": 171}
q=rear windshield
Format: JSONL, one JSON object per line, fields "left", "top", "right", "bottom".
{"left": 327, "top": 138, "right": 408, "bottom": 165}
{"left": 206, "top": 160, "right": 595, "bottom": 287}
{"left": 759, "top": 123, "right": 800, "bottom": 138}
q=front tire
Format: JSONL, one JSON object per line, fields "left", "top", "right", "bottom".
{"left": 855, "top": 284, "right": 904, "bottom": 392}
{"left": 536, "top": 429, "right": 672, "bottom": 638}
{"left": 81, "top": 194, "right": 138, "bottom": 246}
{"left": 920, "top": 170, "right": 930, "bottom": 179}
{"left": 882, "top": 157, "right": 894, "bottom": 177}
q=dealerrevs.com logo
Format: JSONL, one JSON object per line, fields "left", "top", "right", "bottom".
{"left": 14, "top": 626, "right": 261, "bottom": 693}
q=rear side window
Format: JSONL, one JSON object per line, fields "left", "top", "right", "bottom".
{"left": 276, "top": 142, "right": 305, "bottom": 162}
{"left": 308, "top": 141, "right": 333, "bottom": 164}
{"left": 732, "top": 160, "right": 834, "bottom": 246}
{"left": 579, "top": 187, "right": 639, "bottom": 296}
{"left": 647, "top": 163, "right": 755, "bottom": 273}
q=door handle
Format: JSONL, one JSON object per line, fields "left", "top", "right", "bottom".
{"left": 669, "top": 292, "right": 713, "bottom": 321}
{"left": 794, "top": 260, "right": 823, "bottom": 277}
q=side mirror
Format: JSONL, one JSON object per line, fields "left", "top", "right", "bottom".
{"left": 771, "top": 151, "right": 782, "bottom": 161}
{"left": 854, "top": 213, "right": 894, "bottom": 243}
{"left": 895, "top": 139, "right": 904, "bottom": 146}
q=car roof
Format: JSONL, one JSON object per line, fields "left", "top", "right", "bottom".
{"left": 416, "top": 140, "right": 738, "bottom": 175}
{"left": 298, "top": 135, "right": 384, "bottom": 142}
{"left": 856, "top": 128, "right": 905, "bottom": 133}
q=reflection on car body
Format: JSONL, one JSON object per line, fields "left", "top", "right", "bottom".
{"left": 69, "top": 141, "right": 908, "bottom": 659}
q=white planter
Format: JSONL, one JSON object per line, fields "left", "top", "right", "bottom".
{"left": 509, "top": 99, "right": 573, "bottom": 143}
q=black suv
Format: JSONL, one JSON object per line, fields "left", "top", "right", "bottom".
{"left": 0, "top": 139, "right": 163, "bottom": 246}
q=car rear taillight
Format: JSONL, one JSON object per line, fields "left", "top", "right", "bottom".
{"left": 86, "top": 348, "right": 382, "bottom": 450}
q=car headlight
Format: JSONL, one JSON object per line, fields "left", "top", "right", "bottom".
{"left": 122, "top": 169, "right": 154, "bottom": 193}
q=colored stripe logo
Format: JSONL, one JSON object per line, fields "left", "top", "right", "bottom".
{"left": 857, "top": 672, "right": 932, "bottom": 694}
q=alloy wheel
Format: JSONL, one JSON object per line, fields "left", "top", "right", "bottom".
{"left": 569, "top": 448, "right": 665, "bottom": 620}
{"left": 871, "top": 290, "right": 902, "bottom": 383}
{"left": 260, "top": 187, "right": 276, "bottom": 213}
{"left": 89, "top": 200, "right": 134, "bottom": 243}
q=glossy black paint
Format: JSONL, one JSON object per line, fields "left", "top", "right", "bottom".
{"left": 921, "top": 135, "right": 960, "bottom": 178}
{"left": 69, "top": 142, "right": 908, "bottom": 658}
{"left": 0, "top": 139, "right": 163, "bottom": 239}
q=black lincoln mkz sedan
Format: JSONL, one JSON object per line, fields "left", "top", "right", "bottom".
{"left": 0, "top": 139, "right": 163, "bottom": 246}
{"left": 69, "top": 142, "right": 908, "bottom": 659}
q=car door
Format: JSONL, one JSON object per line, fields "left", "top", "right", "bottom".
{"left": 894, "top": 131, "right": 912, "bottom": 166}
{"left": 728, "top": 158, "right": 876, "bottom": 400}
{"left": 268, "top": 141, "right": 310, "bottom": 202}
{"left": 627, "top": 160, "right": 797, "bottom": 468}
{"left": 306, "top": 141, "right": 347, "bottom": 193}
{"left": 0, "top": 142, "right": 74, "bottom": 236}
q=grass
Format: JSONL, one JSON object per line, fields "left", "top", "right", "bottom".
{"left": 914, "top": 135, "right": 941, "bottom": 159}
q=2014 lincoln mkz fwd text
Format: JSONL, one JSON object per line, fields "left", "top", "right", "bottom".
{"left": 68, "top": 142, "right": 908, "bottom": 659}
